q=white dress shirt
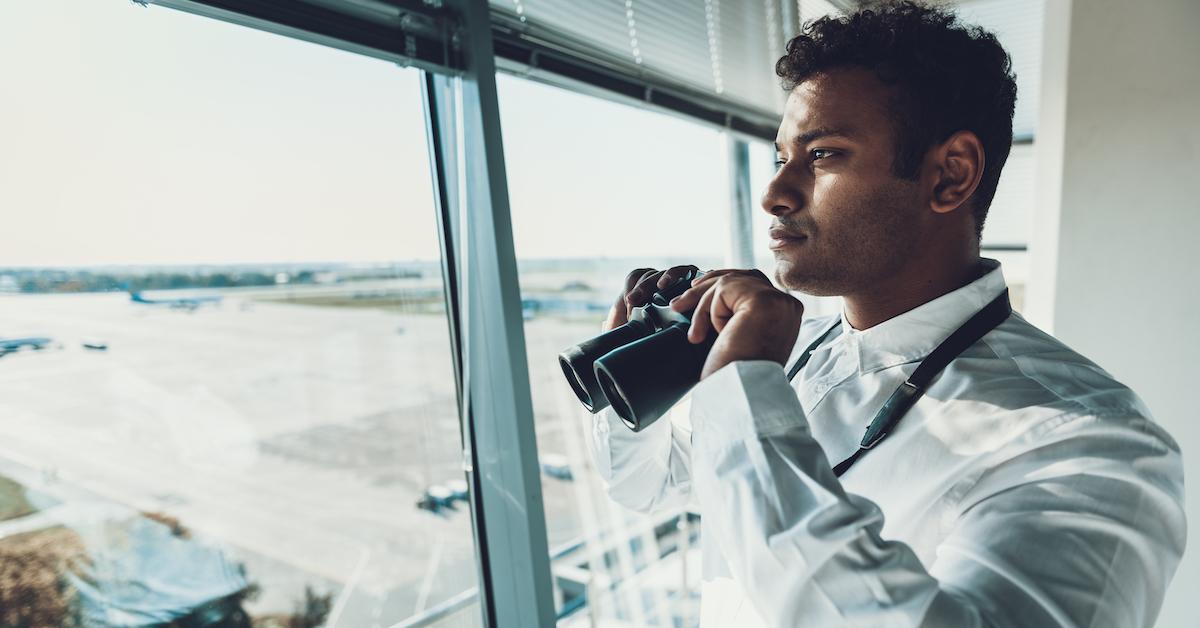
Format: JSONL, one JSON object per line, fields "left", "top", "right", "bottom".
{"left": 589, "top": 258, "right": 1186, "bottom": 627}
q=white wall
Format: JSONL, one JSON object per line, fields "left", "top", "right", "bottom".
{"left": 1027, "top": 1, "right": 1200, "bottom": 625}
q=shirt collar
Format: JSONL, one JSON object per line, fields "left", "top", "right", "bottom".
{"left": 831, "top": 257, "right": 1008, "bottom": 374}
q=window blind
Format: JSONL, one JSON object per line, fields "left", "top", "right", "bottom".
{"left": 487, "top": 0, "right": 847, "bottom": 140}
{"left": 952, "top": 0, "right": 1044, "bottom": 139}
{"left": 144, "top": 1, "right": 1039, "bottom": 143}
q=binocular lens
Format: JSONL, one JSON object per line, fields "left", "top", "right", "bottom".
{"left": 558, "top": 269, "right": 714, "bottom": 432}
{"left": 592, "top": 323, "right": 715, "bottom": 432}
{"left": 595, "top": 367, "right": 638, "bottom": 431}
{"left": 558, "top": 320, "right": 651, "bottom": 412}
{"left": 560, "top": 358, "right": 595, "bottom": 409}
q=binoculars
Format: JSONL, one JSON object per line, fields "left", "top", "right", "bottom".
{"left": 559, "top": 270, "right": 715, "bottom": 432}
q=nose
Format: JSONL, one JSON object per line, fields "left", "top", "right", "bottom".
{"left": 760, "top": 168, "right": 805, "bottom": 217}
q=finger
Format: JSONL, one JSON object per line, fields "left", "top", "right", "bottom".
{"left": 669, "top": 275, "right": 721, "bottom": 312}
{"left": 621, "top": 268, "right": 657, "bottom": 302}
{"left": 680, "top": 269, "right": 769, "bottom": 305}
{"left": 691, "top": 268, "right": 738, "bottom": 286}
{"left": 602, "top": 294, "right": 628, "bottom": 331}
{"left": 656, "top": 264, "right": 699, "bottom": 289}
{"left": 626, "top": 269, "right": 665, "bottom": 308}
{"left": 688, "top": 284, "right": 717, "bottom": 343}
{"left": 620, "top": 269, "right": 658, "bottom": 318}
{"left": 621, "top": 268, "right": 658, "bottom": 315}
{"left": 708, "top": 284, "right": 736, "bottom": 334}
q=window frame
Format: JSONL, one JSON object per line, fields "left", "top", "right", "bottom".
{"left": 133, "top": 1, "right": 766, "bottom": 626}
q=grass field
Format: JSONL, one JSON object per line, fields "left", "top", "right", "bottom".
{"left": 0, "top": 474, "right": 36, "bottom": 522}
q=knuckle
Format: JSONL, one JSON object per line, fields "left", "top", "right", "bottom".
{"left": 624, "top": 268, "right": 656, "bottom": 294}
{"left": 626, "top": 267, "right": 655, "bottom": 283}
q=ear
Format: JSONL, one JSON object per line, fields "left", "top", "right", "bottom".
{"left": 925, "top": 130, "right": 985, "bottom": 215}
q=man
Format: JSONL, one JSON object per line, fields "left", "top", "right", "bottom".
{"left": 588, "top": 2, "right": 1186, "bottom": 627}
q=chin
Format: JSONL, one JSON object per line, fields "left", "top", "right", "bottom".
{"left": 774, "top": 260, "right": 844, "bottom": 297}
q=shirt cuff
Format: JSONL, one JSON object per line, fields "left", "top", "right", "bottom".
{"left": 690, "top": 360, "right": 810, "bottom": 442}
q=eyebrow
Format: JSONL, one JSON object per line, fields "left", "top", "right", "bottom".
{"left": 774, "top": 126, "right": 857, "bottom": 151}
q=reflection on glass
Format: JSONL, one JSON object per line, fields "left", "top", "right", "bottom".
{"left": 499, "top": 74, "right": 730, "bottom": 626}
{"left": 0, "top": 2, "right": 475, "bottom": 626}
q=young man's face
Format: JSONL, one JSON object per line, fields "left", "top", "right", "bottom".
{"left": 763, "top": 67, "right": 928, "bottom": 297}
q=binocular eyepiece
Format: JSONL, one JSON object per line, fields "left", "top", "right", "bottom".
{"left": 558, "top": 270, "right": 715, "bottom": 432}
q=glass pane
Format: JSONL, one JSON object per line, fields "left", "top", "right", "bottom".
{"left": 498, "top": 75, "right": 730, "bottom": 626}
{"left": 0, "top": 2, "right": 476, "bottom": 626}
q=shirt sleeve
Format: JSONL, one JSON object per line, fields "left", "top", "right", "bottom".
{"left": 588, "top": 404, "right": 694, "bottom": 514}
{"left": 689, "top": 360, "right": 1187, "bottom": 628}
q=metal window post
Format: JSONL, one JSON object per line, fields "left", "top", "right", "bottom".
{"left": 423, "top": 0, "right": 555, "bottom": 625}
{"left": 727, "top": 135, "right": 756, "bottom": 268}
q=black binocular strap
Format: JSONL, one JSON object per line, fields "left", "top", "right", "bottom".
{"left": 785, "top": 290, "right": 1012, "bottom": 477}
{"left": 786, "top": 318, "right": 844, "bottom": 382}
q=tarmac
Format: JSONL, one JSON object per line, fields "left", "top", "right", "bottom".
{"left": 0, "top": 288, "right": 612, "bottom": 626}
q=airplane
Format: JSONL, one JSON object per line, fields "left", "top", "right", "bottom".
{"left": 129, "top": 291, "right": 222, "bottom": 311}
{"left": 0, "top": 337, "right": 54, "bottom": 358}
{"left": 521, "top": 296, "right": 610, "bottom": 320}
{"left": 416, "top": 484, "right": 459, "bottom": 517}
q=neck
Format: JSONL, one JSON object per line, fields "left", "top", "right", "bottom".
{"left": 843, "top": 253, "right": 982, "bottom": 331}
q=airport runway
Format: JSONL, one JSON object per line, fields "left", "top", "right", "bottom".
{"left": 0, "top": 289, "right": 619, "bottom": 625}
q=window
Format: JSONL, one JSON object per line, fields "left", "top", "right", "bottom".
{"left": 0, "top": 2, "right": 474, "bottom": 626}
{"left": 498, "top": 74, "right": 730, "bottom": 625}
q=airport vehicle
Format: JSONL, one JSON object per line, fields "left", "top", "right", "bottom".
{"left": 416, "top": 484, "right": 459, "bottom": 516}
{"left": 446, "top": 479, "right": 469, "bottom": 501}
{"left": 81, "top": 339, "right": 109, "bottom": 351}
{"left": 0, "top": 336, "right": 53, "bottom": 357}
{"left": 539, "top": 454, "right": 574, "bottom": 482}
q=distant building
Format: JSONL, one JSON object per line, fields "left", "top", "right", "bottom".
{"left": 0, "top": 275, "right": 17, "bottom": 293}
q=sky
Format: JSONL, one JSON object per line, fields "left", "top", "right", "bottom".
{"left": 0, "top": 0, "right": 759, "bottom": 267}
{"left": 0, "top": 0, "right": 1032, "bottom": 268}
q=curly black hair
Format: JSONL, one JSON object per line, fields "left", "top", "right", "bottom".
{"left": 776, "top": 1, "right": 1017, "bottom": 239}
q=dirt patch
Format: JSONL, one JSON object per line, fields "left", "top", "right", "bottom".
{"left": 250, "top": 586, "right": 333, "bottom": 628}
{"left": 0, "top": 526, "right": 87, "bottom": 627}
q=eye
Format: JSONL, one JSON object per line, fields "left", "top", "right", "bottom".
{"left": 811, "top": 148, "right": 837, "bottom": 160}
{"left": 773, "top": 159, "right": 787, "bottom": 169}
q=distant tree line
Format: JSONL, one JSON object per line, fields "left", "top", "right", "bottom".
{"left": 0, "top": 265, "right": 425, "bottom": 295}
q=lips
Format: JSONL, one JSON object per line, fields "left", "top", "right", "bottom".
{"left": 768, "top": 227, "right": 807, "bottom": 250}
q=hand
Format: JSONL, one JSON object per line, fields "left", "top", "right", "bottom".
{"left": 602, "top": 264, "right": 700, "bottom": 331}
{"left": 669, "top": 269, "right": 804, "bottom": 379}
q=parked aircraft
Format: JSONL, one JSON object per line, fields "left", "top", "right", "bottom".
{"left": 520, "top": 296, "right": 609, "bottom": 320}
{"left": 129, "top": 291, "right": 222, "bottom": 311}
